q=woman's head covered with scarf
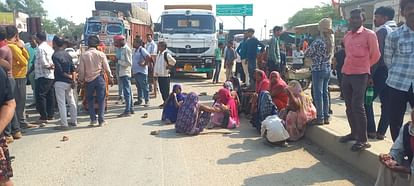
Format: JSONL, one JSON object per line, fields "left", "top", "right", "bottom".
{"left": 255, "top": 69, "right": 270, "bottom": 93}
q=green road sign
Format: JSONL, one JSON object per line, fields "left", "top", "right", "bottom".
{"left": 216, "top": 4, "right": 253, "bottom": 16}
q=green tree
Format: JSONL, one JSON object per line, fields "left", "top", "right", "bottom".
{"left": 42, "top": 18, "right": 58, "bottom": 34}
{"left": 285, "top": 4, "right": 341, "bottom": 29}
{"left": 55, "top": 17, "right": 71, "bottom": 32}
{"left": 0, "top": 2, "right": 9, "bottom": 11}
{"left": 5, "top": 0, "right": 47, "bottom": 17}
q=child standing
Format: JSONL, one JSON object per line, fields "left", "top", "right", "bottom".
{"left": 225, "top": 41, "right": 236, "bottom": 81}
{"left": 213, "top": 43, "right": 224, "bottom": 84}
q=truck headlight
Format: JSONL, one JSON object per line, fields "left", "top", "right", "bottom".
{"left": 205, "top": 59, "right": 213, "bottom": 63}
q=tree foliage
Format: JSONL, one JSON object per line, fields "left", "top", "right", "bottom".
{"left": 42, "top": 17, "right": 84, "bottom": 40}
{"left": 285, "top": 4, "right": 341, "bottom": 29}
{"left": 5, "top": 0, "right": 47, "bottom": 17}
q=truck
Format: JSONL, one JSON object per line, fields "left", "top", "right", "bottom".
{"left": 83, "top": 1, "right": 153, "bottom": 78}
{"left": 156, "top": 5, "right": 217, "bottom": 79}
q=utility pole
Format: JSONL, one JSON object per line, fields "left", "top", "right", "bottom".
{"left": 264, "top": 19, "right": 267, "bottom": 40}
{"left": 243, "top": 15, "right": 246, "bottom": 31}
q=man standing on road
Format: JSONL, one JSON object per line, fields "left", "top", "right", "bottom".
{"left": 365, "top": 6, "right": 398, "bottom": 140}
{"left": 267, "top": 26, "right": 282, "bottom": 75}
{"left": 0, "top": 26, "right": 20, "bottom": 144}
{"left": 339, "top": 8, "right": 381, "bottom": 151}
{"left": 154, "top": 41, "right": 176, "bottom": 106}
{"left": 26, "top": 35, "right": 38, "bottom": 107}
{"left": 236, "top": 33, "right": 249, "bottom": 86}
{"left": 245, "top": 28, "right": 265, "bottom": 89}
{"left": 146, "top": 34, "right": 157, "bottom": 97}
{"left": 114, "top": 35, "right": 134, "bottom": 117}
{"left": 34, "top": 32, "right": 55, "bottom": 126}
{"left": 6, "top": 25, "right": 35, "bottom": 131}
{"left": 78, "top": 35, "right": 114, "bottom": 127}
{"left": 132, "top": 38, "right": 151, "bottom": 107}
{"left": 0, "top": 66, "right": 16, "bottom": 186}
{"left": 52, "top": 36, "right": 77, "bottom": 130}
{"left": 332, "top": 42, "right": 346, "bottom": 99}
{"left": 385, "top": 0, "right": 414, "bottom": 141}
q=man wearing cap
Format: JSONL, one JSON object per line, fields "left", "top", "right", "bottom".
{"left": 114, "top": 35, "right": 134, "bottom": 117}
{"left": 78, "top": 35, "right": 114, "bottom": 127}
{"left": 339, "top": 8, "right": 381, "bottom": 151}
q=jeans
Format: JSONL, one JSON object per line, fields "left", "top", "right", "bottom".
{"left": 235, "top": 62, "right": 245, "bottom": 83}
{"left": 54, "top": 81, "right": 77, "bottom": 126}
{"left": 5, "top": 78, "right": 20, "bottom": 136}
{"left": 336, "top": 66, "right": 344, "bottom": 97}
{"left": 225, "top": 62, "right": 234, "bottom": 81}
{"left": 387, "top": 86, "right": 414, "bottom": 141}
{"left": 28, "top": 72, "right": 36, "bottom": 103}
{"left": 35, "top": 78, "right": 55, "bottom": 120}
{"left": 213, "top": 61, "right": 221, "bottom": 83}
{"left": 158, "top": 77, "right": 170, "bottom": 102}
{"left": 134, "top": 73, "right": 149, "bottom": 102}
{"left": 247, "top": 57, "right": 257, "bottom": 88}
{"left": 365, "top": 66, "right": 389, "bottom": 135}
{"left": 116, "top": 64, "right": 123, "bottom": 99}
{"left": 312, "top": 69, "right": 331, "bottom": 121}
{"left": 14, "top": 78, "right": 28, "bottom": 127}
{"left": 342, "top": 74, "right": 369, "bottom": 143}
{"left": 86, "top": 75, "right": 106, "bottom": 123}
{"left": 120, "top": 76, "right": 133, "bottom": 113}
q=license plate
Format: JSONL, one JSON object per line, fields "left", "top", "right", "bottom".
{"left": 184, "top": 64, "right": 192, "bottom": 71}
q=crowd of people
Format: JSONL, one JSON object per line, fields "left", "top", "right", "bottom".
{"left": 0, "top": 0, "right": 414, "bottom": 185}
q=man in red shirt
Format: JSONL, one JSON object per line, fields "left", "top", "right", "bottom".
{"left": 339, "top": 8, "right": 381, "bottom": 151}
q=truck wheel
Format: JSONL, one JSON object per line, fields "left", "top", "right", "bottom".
{"left": 206, "top": 71, "right": 213, "bottom": 79}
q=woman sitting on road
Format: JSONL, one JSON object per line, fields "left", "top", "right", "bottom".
{"left": 175, "top": 92, "right": 226, "bottom": 135}
{"left": 269, "top": 71, "right": 288, "bottom": 110}
{"left": 250, "top": 69, "right": 270, "bottom": 114}
{"left": 252, "top": 90, "right": 278, "bottom": 132}
{"left": 279, "top": 80, "right": 316, "bottom": 141}
{"left": 210, "top": 88, "right": 240, "bottom": 129}
{"left": 162, "top": 84, "right": 186, "bottom": 124}
{"left": 223, "top": 81, "right": 240, "bottom": 105}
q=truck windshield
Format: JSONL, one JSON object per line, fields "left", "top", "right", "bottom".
{"left": 106, "top": 23, "right": 123, "bottom": 35}
{"left": 162, "top": 15, "right": 215, "bottom": 34}
{"left": 86, "top": 22, "right": 102, "bottom": 35}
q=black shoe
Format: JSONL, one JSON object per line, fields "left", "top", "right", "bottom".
{"left": 118, "top": 113, "right": 132, "bottom": 118}
{"left": 310, "top": 119, "right": 324, "bottom": 125}
{"left": 367, "top": 133, "right": 377, "bottom": 139}
{"left": 339, "top": 134, "right": 356, "bottom": 143}
{"left": 376, "top": 134, "right": 385, "bottom": 140}
{"left": 134, "top": 100, "right": 143, "bottom": 106}
{"left": 130, "top": 110, "right": 135, "bottom": 115}
{"left": 351, "top": 142, "right": 371, "bottom": 152}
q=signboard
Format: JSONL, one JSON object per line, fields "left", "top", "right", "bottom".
{"left": 216, "top": 4, "right": 253, "bottom": 16}
{"left": 0, "top": 12, "right": 15, "bottom": 26}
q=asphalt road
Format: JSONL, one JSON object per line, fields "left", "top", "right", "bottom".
{"left": 10, "top": 74, "right": 374, "bottom": 186}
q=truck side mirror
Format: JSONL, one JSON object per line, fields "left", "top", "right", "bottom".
{"left": 154, "top": 23, "right": 161, "bottom": 32}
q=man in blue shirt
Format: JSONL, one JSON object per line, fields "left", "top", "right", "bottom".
{"left": 132, "top": 38, "right": 151, "bottom": 107}
{"left": 245, "top": 28, "right": 265, "bottom": 88}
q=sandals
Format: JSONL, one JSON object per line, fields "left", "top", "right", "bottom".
{"left": 351, "top": 142, "right": 371, "bottom": 152}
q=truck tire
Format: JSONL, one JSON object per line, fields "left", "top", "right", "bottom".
{"left": 206, "top": 71, "right": 213, "bottom": 79}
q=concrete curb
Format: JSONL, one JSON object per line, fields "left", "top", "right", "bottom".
{"left": 305, "top": 117, "right": 393, "bottom": 179}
